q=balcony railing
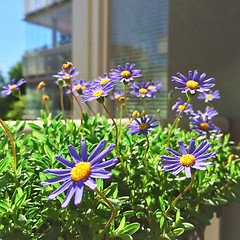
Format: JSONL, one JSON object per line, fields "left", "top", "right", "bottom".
{"left": 23, "top": 0, "right": 69, "bottom": 16}
{"left": 22, "top": 43, "right": 71, "bottom": 77}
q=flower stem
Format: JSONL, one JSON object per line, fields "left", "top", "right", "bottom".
{"left": 85, "top": 102, "right": 96, "bottom": 116}
{"left": 117, "top": 119, "right": 133, "bottom": 147}
{"left": 141, "top": 97, "right": 146, "bottom": 113}
{"left": 94, "top": 188, "right": 116, "bottom": 237}
{"left": 69, "top": 88, "right": 84, "bottom": 130}
{"left": 0, "top": 119, "right": 17, "bottom": 173}
{"left": 144, "top": 134, "right": 150, "bottom": 177}
{"left": 60, "top": 86, "right": 66, "bottom": 124}
{"left": 44, "top": 101, "right": 50, "bottom": 116}
{"left": 167, "top": 97, "right": 191, "bottom": 147}
{"left": 102, "top": 103, "right": 118, "bottom": 145}
{"left": 164, "top": 170, "right": 195, "bottom": 217}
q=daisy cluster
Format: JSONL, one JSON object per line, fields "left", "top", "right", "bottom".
{"left": 171, "top": 70, "right": 221, "bottom": 139}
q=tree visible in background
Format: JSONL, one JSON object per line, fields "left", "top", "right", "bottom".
{"left": 0, "top": 61, "right": 25, "bottom": 119}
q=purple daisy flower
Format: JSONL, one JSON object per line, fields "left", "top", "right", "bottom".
{"left": 110, "top": 91, "right": 124, "bottom": 100}
{"left": 192, "top": 107, "right": 218, "bottom": 121}
{"left": 130, "top": 82, "right": 157, "bottom": 98}
{"left": 126, "top": 115, "right": 160, "bottom": 135}
{"left": 190, "top": 116, "right": 220, "bottom": 139}
{"left": 110, "top": 63, "right": 142, "bottom": 83}
{"left": 172, "top": 98, "right": 194, "bottom": 117}
{"left": 160, "top": 138, "right": 215, "bottom": 178}
{"left": 1, "top": 79, "right": 26, "bottom": 95}
{"left": 197, "top": 90, "right": 220, "bottom": 102}
{"left": 80, "top": 82, "right": 116, "bottom": 103}
{"left": 53, "top": 67, "right": 80, "bottom": 81}
{"left": 146, "top": 81, "right": 163, "bottom": 93}
{"left": 66, "top": 80, "right": 90, "bottom": 95}
{"left": 172, "top": 70, "right": 215, "bottom": 94}
{"left": 41, "top": 139, "right": 117, "bottom": 208}
{"left": 95, "top": 73, "right": 114, "bottom": 86}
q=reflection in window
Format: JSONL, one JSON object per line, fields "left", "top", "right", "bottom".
{"left": 110, "top": 0, "right": 169, "bottom": 119}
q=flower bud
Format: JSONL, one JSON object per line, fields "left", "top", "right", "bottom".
{"left": 141, "top": 110, "right": 147, "bottom": 116}
{"left": 42, "top": 95, "right": 49, "bottom": 101}
{"left": 62, "top": 61, "right": 73, "bottom": 72}
{"left": 38, "top": 81, "right": 45, "bottom": 89}
{"left": 132, "top": 111, "right": 139, "bottom": 118}
{"left": 58, "top": 79, "right": 64, "bottom": 87}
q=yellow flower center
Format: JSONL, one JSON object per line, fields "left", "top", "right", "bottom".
{"left": 139, "top": 88, "right": 148, "bottom": 94}
{"left": 180, "top": 154, "right": 195, "bottom": 166}
{"left": 178, "top": 105, "right": 186, "bottom": 111}
{"left": 81, "top": 86, "right": 87, "bottom": 91}
{"left": 139, "top": 123, "right": 148, "bottom": 130}
{"left": 10, "top": 84, "right": 17, "bottom": 90}
{"left": 200, "top": 122, "right": 210, "bottom": 131}
{"left": 202, "top": 114, "right": 206, "bottom": 119}
{"left": 93, "top": 90, "right": 103, "bottom": 97}
{"left": 115, "top": 94, "right": 120, "bottom": 99}
{"left": 100, "top": 78, "right": 110, "bottom": 85}
{"left": 186, "top": 80, "right": 198, "bottom": 89}
{"left": 148, "top": 86, "right": 156, "bottom": 90}
{"left": 70, "top": 162, "right": 91, "bottom": 181}
{"left": 206, "top": 94, "right": 212, "bottom": 99}
{"left": 63, "top": 74, "right": 70, "bottom": 79}
{"left": 74, "top": 85, "right": 81, "bottom": 90}
{"left": 121, "top": 70, "right": 131, "bottom": 78}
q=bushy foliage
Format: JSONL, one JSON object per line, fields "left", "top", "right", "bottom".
{"left": 0, "top": 110, "right": 238, "bottom": 240}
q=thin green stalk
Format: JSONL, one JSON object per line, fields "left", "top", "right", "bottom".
{"left": 167, "top": 97, "right": 191, "bottom": 147}
{"left": 0, "top": 119, "right": 17, "bottom": 173}
{"left": 117, "top": 119, "right": 133, "bottom": 147}
{"left": 102, "top": 103, "right": 118, "bottom": 145}
{"left": 123, "top": 84, "right": 130, "bottom": 119}
{"left": 60, "top": 86, "right": 66, "bottom": 124}
{"left": 44, "top": 101, "right": 50, "bottom": 116}
{"left": 85, "top": 102, "right": 96, "bottom": 116}
{"left": 144, "top": 134, "right": 150, "bottom": 177}
{"left": 94, "top": 188, "right": 116, "bottom": 238}
{"left": 164, "top": 170, "right": 195, "bottom": 217}
{"left": 141, "top": 97, "right": 146, "bottom": 113}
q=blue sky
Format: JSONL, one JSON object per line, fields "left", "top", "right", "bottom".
{"left": 0, "top": 1, "right": 26, "bottom": 80}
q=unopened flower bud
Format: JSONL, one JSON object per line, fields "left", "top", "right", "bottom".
{"left": 65, "top": 78, "right": 71, "bottom": 86}
{"left": 62, "top": 61, "right": 73, "bottom": 72}
{"left": 132, "top": 111, "right": 139, "bottom": 118}
{"left": 141, "top": 110, "right": 146, "bottom": 116}
{"left": 38, "top": 81, "right": 45, "bottom": 89}
{"left": 118, "top": 96, "right": 127, "bottom": 102}
{"left": 42, "top": 95, "right": 49, "bottom": 101}
{"left": 58, "top": 79, "right": 64, "bottom": 87}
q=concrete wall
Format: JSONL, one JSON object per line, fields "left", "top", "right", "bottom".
{"left": 169, "top": 1, "right": 240, "bottom": 239}
{"left": 169, "top": 0, "right": 240, "bottom": 142}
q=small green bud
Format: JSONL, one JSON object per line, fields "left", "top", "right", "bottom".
{"left": 58, "top": 79, "right": 64, "bottom": 87}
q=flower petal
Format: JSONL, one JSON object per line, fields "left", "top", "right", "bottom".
{"left": 48, "top": 180, "right": 72, "bottom": 200}
{"left": 88, "top": 139, "right": 107, "bottom": 162}
{"left": 92, "top": 158, "right": 118, "bottom": 170}
{"left": 90, "top": 170, "right": 112, "bottom": 179}
{"left": 90, "top": 144, "right": 115, "bottom": 167}
{"left": 68, "top": 145, "right": 81, "bottom": 164}
{"left": 61, "top": 184, "right": 76, "bottom": 208}
{"left": 178, "top": 141, "right": 187, "bottom": 155}
{"left": 184, "top": 167, "right": 191, "bottom": 178}
{"left": 171, "top": 165, "right": 184, "bottom": 175}
{"left": 84, "top": 177, "right": 98, "bottom": 189}
{"left": 81, "top": 139, "right": 88, "bottom": 161}
{"left": 43, "top": 169, "right": 71, "bottom": 176}
{"left": 74, "top": 182, "right": 84, "bottom": 205}
{"left": 55, "top": 155, "right": 75, "bottom": 168}
{"left": 41, "top": 174, "right": 71, "bottom": 185}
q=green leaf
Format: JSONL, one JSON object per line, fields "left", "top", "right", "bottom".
{"left": 0, "top": 156, "right": 10, "bottom": 173}
{"left": 159, "top": 196, "right": 165, "bottom": 211}
{"left": 122, "top": 223, "right": 140, "bottom": 235}
{"left": 15, "top": 191, "right": 27, "bottom": 209}
{"left": 175, "top": 209, "right": 180, "bottom": 223}
{"left": 44, "top": 145, "right": 55, "bottom": 161}
{"left": 182, "top": 222, "right": 194, "bottom": 230}
{"left": 118, "top": 234, "right": 133, "bottom": 240}
{"left": 27, "top": 123, "right": 42, "bottom": 131}
{"left": 0, "top": 200, "right": 10, "bottom": 212}
{"left": 171, "top": 228, "right": 185, "bottom": 236}
{"left": 116, "top": 216, "right": 126, "bottom": 234}
{"left": 160, "top": 215, "right": 165, "bottom": 229}
{"left": 17, "top": 121, "right": 26, "bottom": 133}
